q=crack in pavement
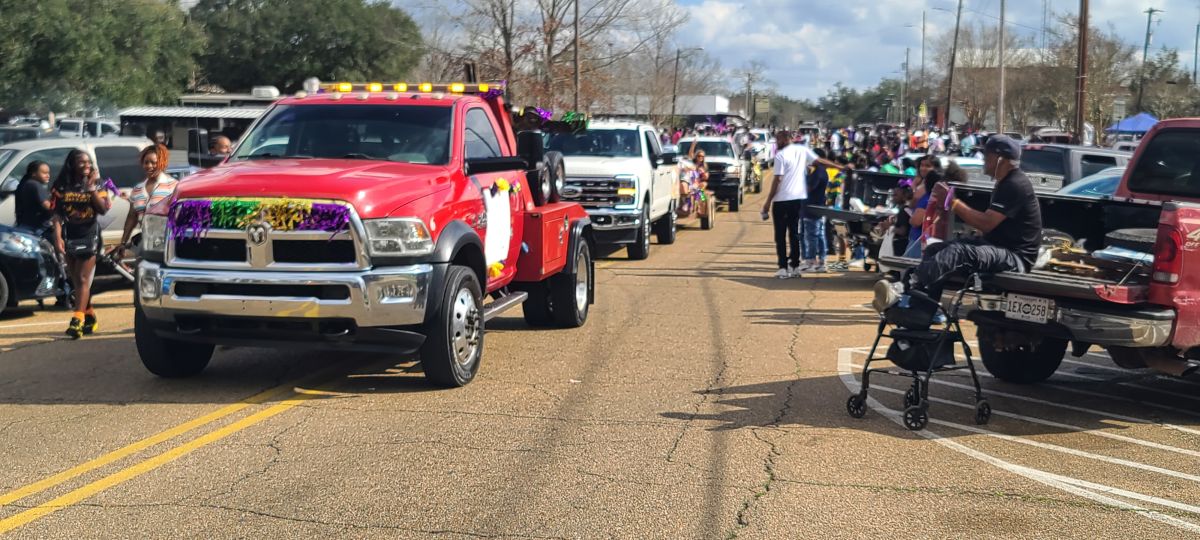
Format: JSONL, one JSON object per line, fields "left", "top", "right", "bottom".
{"left": 726, "top": 281, "right": 817, "bottom": 539}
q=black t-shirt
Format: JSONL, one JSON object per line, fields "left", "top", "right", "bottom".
{"left": 14, "top": 179, "right": 52, "bottom": 230}
{"left": 984, "top": 169, "right": 1042, "bottom": 266}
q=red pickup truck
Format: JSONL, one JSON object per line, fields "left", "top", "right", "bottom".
{"left": 133, "top": 82, "right": 595, "bottom": 387}
{"left": 885, "top": 118, "right": 1200, "bottom": 383}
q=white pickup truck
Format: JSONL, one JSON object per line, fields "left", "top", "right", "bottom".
{"left": 547, "top": 122, "right": 679, "bottom": 260}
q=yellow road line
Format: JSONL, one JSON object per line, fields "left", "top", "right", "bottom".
{"left": 0, "top": 380, "right": 304, "bottom": 507}
{"left": 0, "top": 391, "right": 321, "bottom": 534}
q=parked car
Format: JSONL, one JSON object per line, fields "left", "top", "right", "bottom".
{"left": 0, "top": 223, "right": 64, "bottom": 314}
{"left": 548, "top": 121, "right": 678, "bottom": 260}
{"left": 1111, "top": 140, "right": 1140, "bottom": 153}
{"left": 1054, "top": 166, "right": 1125, "bottom": 198}
{"left": 0, "top": 137, "right": 151, "bottom": 245}
{"left": 1018, "top": 144, "right": 1130, "bottom": 192}
{"left": 57, "top": 118, "right": 120, "bottom": 138}
{"left": 0, "top": 126, "right": 59, "bottom": 145}
{"left": 677, "top": 136, "right": 743, "bottom": 211}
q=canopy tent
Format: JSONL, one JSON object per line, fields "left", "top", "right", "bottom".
{"left": 1106, "top": 113, "right": 1158, "bottom": 134}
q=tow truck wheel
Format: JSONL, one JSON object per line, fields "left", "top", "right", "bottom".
{"left": 653, "top": 205, "right": 677, "bottom": 245}
{"left": 134, "top": 301, "right": 213, "bottom": 378}
{"left": 700, "top": 197, "right": 716, "bottom": 230}
{"left": 551, "top": 241, "right": 592, "bottom": 328}
{"left": 627, "top": 206, "right": 651, "bottom": 260}
{"left": 545, "top": 152, "right": 565, "bottom": 203}
{"left": 420, "top": 265, "right": 483, "bottom": 388}
{"left": 977, "top": 326, "right": 1067, "bottom": 384}
{"left": 729, "top": 190, "right": 741, "bottom": 212}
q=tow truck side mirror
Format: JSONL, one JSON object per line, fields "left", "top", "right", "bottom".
{"left": 516, "top": 130, "right": 545, "bottom": 166}
{"left": 659, "top": 152, "right": 678, "bottom": 166}
{"left": 0, "top": 177, "right": 18, "bottom": 195}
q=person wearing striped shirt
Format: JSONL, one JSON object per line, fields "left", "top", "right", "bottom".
{"left": 120, "top": 144, "right": 178, "bottom": 250}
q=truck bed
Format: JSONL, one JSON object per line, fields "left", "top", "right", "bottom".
{"left": 878, "top": 255, "right": 1151, "bottom": 305}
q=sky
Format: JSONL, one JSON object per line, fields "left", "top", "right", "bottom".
{"left": 674, "top": 0, "right": 1200, "bottom": 100}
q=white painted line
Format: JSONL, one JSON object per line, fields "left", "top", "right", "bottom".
{"left": 867, "top": 384, "right": 1200, "bottom": 459}
{"left": 838, "top": 348, "right": 1200, "bottom": 533}
{"left": 1062, "top": 357, "right": 1200, "bottom": 389}
{"left": 848, "top": 362, "right": 1200, "bottom": 437}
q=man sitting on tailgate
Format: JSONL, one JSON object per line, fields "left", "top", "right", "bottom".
{"left": 874, "top": 135, "right": 1042, "bottom": 311}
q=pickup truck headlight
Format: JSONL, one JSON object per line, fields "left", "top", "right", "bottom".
{"left": 141, "top": 214, "right": 168, "bottom": 256}
{"left": 364, "top": 218, "right": 434, "bottom": 256}
{"left": 0, "top": 232, "right": 37, "bottom": 257}
{"left": 614, "top": 174, "right": 638, "bottom": 207}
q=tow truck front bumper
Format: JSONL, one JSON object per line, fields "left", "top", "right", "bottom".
{"left": 585, "top": 208, "right": 643, "bottom": 245}
{"left": 957, "top": 293, "right": 1175, "bottom": 348}
{"left": 136, "top": 261, "right": 436, "bottom": 353}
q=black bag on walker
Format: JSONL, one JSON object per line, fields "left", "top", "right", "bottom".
{"left": 886, "top": 339, "right": 955, "bottom": 372}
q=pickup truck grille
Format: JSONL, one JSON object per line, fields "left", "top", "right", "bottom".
{"left": 167, "top": 200, "right": 366, "bottom": 271}
{"left": 562, "top": 177, "right": 620, "bottom": 208}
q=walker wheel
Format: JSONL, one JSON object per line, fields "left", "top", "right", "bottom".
{"left": 974, "top": 400, "right": 992, "bottom": 425}
{"left": 846, "top": 395, "right": 867, "bottom": 419}
{"left": 902, "top": 405, "right": 928, "bottom": 431}
{"left": 904, "top": 383, "right": 922, "bottom": 408}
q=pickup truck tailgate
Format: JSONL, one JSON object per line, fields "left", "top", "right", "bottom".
{"left": 878, "top": 255, "right": 1149, "bottom": 304}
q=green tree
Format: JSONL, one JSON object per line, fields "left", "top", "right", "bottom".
{"left": 191, "top": 0, "right": 423, "bottom": 92}
{"left": 0, "top": 0, "right": 202, "bottom": 114}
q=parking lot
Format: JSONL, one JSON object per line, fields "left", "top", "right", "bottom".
{"left": 1, "top": 190, "right": 1198, "bottom": 538}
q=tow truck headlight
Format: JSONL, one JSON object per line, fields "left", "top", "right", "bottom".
{"left": 364, "top": 218, "right": 434, "bottom": 256}
{"left": 141, "top": 214, "right": 168, "bottom": 257}
{"left": 0, "top": 232, "right": 37, "bottom": 257}
{"left": 614, "top": 174, "right": 638, "bottom": 207}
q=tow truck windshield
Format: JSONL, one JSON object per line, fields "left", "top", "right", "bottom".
{"left": 547, "top": 129, "right": 641, "bottom": 158}
{"left": 233, "top": 104, "right": 452, "bottom": 165}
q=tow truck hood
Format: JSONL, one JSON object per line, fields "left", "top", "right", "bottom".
{"left": 560, "top": 156, "right": 647, "bottom": 177}
{"left": 170, "top": 158, "right": 451, "bottom": 218}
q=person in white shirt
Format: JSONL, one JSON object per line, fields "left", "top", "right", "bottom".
{"left": 762, "top": 131, "right": 846, "bottom": 278}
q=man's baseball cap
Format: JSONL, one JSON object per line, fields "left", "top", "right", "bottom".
{"left": 984, "top": 135, "right": 1022, "bottom": 159}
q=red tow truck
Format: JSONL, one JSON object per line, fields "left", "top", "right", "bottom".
{"left": 133, "top": 81, "right": 595, "bottom": 387}
{"left": 885, "top": 118, "right": 1200, "bottom": 383}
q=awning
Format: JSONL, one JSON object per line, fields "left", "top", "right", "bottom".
{"left": 117, "top": 106, "right": 267, "bottom": 120}
{"left": 1105, "top": 112, "right": 1158, "bottom": 134}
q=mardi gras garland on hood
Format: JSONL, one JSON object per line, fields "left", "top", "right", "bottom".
{"left": 168, "top": 198, "right": 351, "bottom": 241}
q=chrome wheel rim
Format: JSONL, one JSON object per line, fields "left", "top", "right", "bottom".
{"left": 450, "top": 288, "right": 480, "bottom": 367}
{"left": 574, "top": 248, "right": 589, "bottom": 311}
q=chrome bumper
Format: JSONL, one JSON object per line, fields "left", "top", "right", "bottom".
{"left": 585, "top": 208, "right": 643, "bottom": 231}
{"left": 137, "top": 261, "right": 433, "bottom": 327}
{"left": 955, "top": 293, "right": 1175, "bottom": 347}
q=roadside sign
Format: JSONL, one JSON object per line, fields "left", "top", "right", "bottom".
{"left": 754, "top": 97, "right": 770, "bottom": 114}
{"left": 918, "top": 101, "right": 928, "bottom": 120}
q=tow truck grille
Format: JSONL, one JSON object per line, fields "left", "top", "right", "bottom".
{"left": 167, "top": 199, "right": 366, "bottom": 271}
{"left": 561, "top": 177, "right": 620, "bottom": 208}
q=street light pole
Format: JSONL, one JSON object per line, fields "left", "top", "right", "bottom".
{"left": 903, "top": 48, "right": 910, "bottom": 127}
{"left": 1075, "top": 0, "right": 1089, "bottom": 143}
{"left": 944, "top": 0, "right": 964, "bottom": 130}
{"left": 670, "top": 47, "right": 703, "bottom": 127}
{"left": 1136, "top": 7, "right": 1162, "bottom": 112}
{"left": 573, "top": 0, "right": 580, "bottom": 111}
{"left": 998, "top": 0, "right": 1006, "bottom": 134}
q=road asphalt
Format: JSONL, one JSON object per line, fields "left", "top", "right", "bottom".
{"left": 1, "top": 190, "right": 1198, "bottom": 539}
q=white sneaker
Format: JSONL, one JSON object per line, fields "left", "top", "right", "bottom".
{"left": 788, "top": 266, "right": 802, "bottom": 278}
{"left": 812, "top": 265, "right": 827, "bottom": 273}
{"left": 774, "top": 268, "right": 791, "bottom": 279}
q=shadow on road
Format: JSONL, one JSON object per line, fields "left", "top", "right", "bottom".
{"left": 744, "top": 307, "right": 878, "bottom": 327}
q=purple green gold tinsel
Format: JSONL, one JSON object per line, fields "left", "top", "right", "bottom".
{"left": 168, "top": 198, "right": 350, "bottom": 241}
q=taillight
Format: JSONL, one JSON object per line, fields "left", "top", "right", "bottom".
{"left": 1152, "top": 225, "right": 1184, "bottom": 284}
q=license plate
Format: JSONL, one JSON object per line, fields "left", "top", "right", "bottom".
{"left": 1004, "top": 294, "right": 1054, "bottom": 324}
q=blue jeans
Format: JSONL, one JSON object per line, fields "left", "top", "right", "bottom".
{"left": 801, "top": 216, "right": 826, "bottom": 261}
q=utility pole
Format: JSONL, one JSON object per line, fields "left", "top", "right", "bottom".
{"left": 921, "top": 10, "right": 926, "bottom": 84}
{"left": 1193, "top": 21, "right": 1199, "bottom": 85}
{"left": 1136, "top": 7, "right": 1162, "bottom": 113}
{"left": 572, "top": 0, "right": 580, "bottom": 111}
{"left": 998, "top": 0, "right": 1006, "bottom": 134}
{"left": 903, "top": 48, "right": 910, "bottom": 127}
{"left": 670, "top": 49, "right": 682, "bottom": 125}
{"left": 944, "top": 0, "right": 963, "bottom": 130}
{"left": 1075, "top": 0, "right": 1089, "bottom": 143}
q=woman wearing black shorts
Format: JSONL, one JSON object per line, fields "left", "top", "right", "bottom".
{"left": 51, "top": 149, "right": 110, "bottom": 338}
